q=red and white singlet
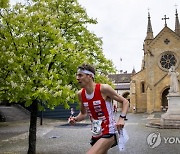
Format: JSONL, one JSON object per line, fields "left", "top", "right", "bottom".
{"left": 81, "top": 84, "right": 116, "bottom": 137}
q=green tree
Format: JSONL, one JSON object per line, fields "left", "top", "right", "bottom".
{"left": 0, "top": 0, "right": 115, "bottom": 153}
{"left": 0, "top": 0, "right": 9, "bottom": 8}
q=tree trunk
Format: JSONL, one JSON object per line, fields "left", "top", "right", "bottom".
{"left": 28, "top": 100, "right": 38, "bottom": 154}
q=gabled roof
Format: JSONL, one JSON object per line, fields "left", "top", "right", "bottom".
{"left": 130, "top": 68, "right": 145, "bottom": 78}
{"left": 108, "top": 73, "right": 132, "bottom": 83}
{"left": 148, "top": 26, "right": 180, "bottom": 46}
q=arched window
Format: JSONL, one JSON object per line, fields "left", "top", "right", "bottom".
{"left": 141, "top": 82, "right": 145, "bottom": 93}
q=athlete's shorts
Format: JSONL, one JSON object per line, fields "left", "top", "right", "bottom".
{"left": 90, "top": 134, "right": 117, "bottom": 147}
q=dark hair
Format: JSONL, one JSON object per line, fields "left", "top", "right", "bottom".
{"left": 78, "top": 64, "right": 96, "bottom": 75}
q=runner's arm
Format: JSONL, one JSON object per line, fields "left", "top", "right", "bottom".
{"left": 69, "top": 90, "right": 87, "bottom": 124}
{"left": 101, "top": 84, "right": 129, "bottom": 114}
{"left": 101, "top": 84, "right": 129, "bottom": 129}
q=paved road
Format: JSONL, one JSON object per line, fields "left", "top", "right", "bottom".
{"left": 0, "top": 112, "right": 180, "bottom": 154}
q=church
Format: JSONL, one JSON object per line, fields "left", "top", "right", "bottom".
{"left": 130, "top": 9, "right": 180, "bottom": 113}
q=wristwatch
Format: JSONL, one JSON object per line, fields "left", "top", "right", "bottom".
{"left": 119, "top": 114, "right": 126, "bottom": 119}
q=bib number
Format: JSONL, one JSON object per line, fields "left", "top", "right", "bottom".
{"left": 91, "top": 120, "right": 102, "bottom": 136}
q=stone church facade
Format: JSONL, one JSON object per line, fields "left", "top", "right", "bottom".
{"left": 130, "top": 10, "right": 180, "bottom": 113}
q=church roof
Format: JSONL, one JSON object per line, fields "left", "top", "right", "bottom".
{"left": 145, "top": 26, "right": 180, "bottom": 48}
{"left": 145, "top": 10, "right": 180, "bottom": 46}
{"left": 108, "top": 73, "right": 131, "bottom": 83}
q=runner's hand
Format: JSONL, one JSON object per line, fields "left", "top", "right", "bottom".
{"left": 116, "top": 117, "right": 125, "bottom": 131}
{"left": 68, "top": 116, "right": 77, "bottom": 125}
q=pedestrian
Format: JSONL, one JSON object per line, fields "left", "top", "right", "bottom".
{"left": 70, "top": 108, "right": 75, "bottom": 117}
{"left": 113, "top": 104, "right": 117, "bottom": 113}
{"left": 68, "top": 64, "right": 129, "bottom": 154}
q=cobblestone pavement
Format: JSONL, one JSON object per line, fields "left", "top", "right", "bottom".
{"left": 0, "top": 112, "right": 180, "bottom": 154}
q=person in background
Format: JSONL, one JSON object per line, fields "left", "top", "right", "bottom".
{"left": 113, "top": 104, "right": 117, "bottom": 113}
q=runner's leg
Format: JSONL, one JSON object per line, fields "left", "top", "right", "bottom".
{"left": 86, "top": 136, "right": 115, "bottom": 154}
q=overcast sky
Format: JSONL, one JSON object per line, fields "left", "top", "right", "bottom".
{"left": 11, "top": 0, "right": 180, "bottom": 73}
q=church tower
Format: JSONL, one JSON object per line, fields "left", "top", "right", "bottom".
{"left": 175, "top": 9, "right": 180, "bottom": 36}
{"left": 145, "top": 12, "right": 154, "bottom": 40}
{"left": 130, "top": 9, "right": 180, "bottom": 113}
{"left": 142, "top": 12, "right": 154, "bottom": 70}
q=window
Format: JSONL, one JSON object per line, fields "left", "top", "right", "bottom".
{"left": 159, "top": 51, "right": 178, "bottom": 71}
{"left": 141, "top": 82, "right": 145, "bottom": 93}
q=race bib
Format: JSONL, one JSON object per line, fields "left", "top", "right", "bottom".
{"left": 91, "top": 120, "right": 102, "bottom": 136}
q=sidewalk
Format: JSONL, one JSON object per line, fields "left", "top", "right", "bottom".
{"left": 0, "top": 105, "right": 30, "bottom": 122}
{"left": 0, "top": 117, "right": 91, "bottom": 154}
{"left": 0, "top": 118, "right": 68, "bottom": 141}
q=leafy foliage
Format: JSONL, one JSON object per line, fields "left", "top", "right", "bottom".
{"left": 0, "top": 0, "right": 9, "bottom": 8}
{"left": 0, "top": 0, "right": 115, "bottom": 110}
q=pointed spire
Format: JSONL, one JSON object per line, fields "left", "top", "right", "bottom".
{"left": 175, "top": 9, "right": 180, "bottom": 36}
{"left": 145, "top": 12, "right": 154, "bottom": 40}
{"left": 132, "top": 67, "right": 136, "bottom": 74}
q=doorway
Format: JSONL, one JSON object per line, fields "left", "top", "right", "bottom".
{"left": 161, "top": 88, "right": 169, "bottom": 111}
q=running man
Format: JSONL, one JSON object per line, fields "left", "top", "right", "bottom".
{"left": 69, "top": 64, "right": 129, "bottom": 154}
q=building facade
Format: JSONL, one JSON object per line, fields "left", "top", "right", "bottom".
{"left": 108, "top": 72, "right": 134, "bottom": 109}
{"left": 130, "top": 10, "right": 180, "bottom": 113}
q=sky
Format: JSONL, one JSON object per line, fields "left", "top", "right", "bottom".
{"left": 11, "top": 0, "right": 180, "bottom": 73}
